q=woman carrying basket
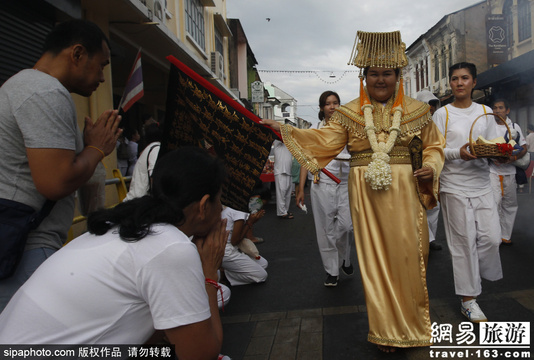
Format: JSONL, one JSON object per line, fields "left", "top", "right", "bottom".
{"left": 433, "top": 62, "right": 502, "bottom": 323}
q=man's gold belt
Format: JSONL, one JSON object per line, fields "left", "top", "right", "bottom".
{"left": 350, "top": 146, "right": 412, "bottom": 167}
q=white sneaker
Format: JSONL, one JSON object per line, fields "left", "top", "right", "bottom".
{"left": 461, "top": 299, "right": 487, "bottom": 323}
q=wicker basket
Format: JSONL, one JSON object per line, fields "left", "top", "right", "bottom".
{"left": 469, "top": 113, "right": 512, "bottom": 158}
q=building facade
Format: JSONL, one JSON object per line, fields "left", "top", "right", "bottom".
{"left": 404, "top": 1, "right": 489, "bottom": 104}
{"left": 404, "top": 0, "right": 534, "bottom": 130}
{"left": 477, "top": 0, "right": 534, "bottom": 131}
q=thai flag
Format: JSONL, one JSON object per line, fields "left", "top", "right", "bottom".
{"left": 119, "top": 49, "right": 144, "bottom": 112}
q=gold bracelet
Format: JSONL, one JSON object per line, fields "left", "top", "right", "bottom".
{"left": 87, "top": 145, "right": 105, "bottom": 160}
{"left": 86, "top": 146, "right": 107, "bottom": 168}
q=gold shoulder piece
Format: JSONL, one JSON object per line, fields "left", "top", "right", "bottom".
{"left": 331, "top": 103, "right": 367, "bottom": 139}
{"left": 399, "top": 97, "right": 432, "bottom": 136}
{"left": 332, "top": 97, "right": 432, "bottom": 138}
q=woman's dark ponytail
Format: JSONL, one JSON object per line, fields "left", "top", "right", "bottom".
{"left": 87, "top": 146, "right": 227, "bottom": 241}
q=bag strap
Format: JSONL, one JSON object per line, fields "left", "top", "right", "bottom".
{"left": 444, "top": 106, "right": 449, "bottom": 147}
{"left": 29, "top": 200, "right": 56, "bottom": 230}
{"left": 511, "top": 122, "right": 520, "bottom": 142}
{"left": 145, "top": 144, "right": 160, "bottom": 194}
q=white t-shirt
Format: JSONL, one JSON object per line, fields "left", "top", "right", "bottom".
{"left": 0, "top": 224, "right": 210, "bottom": 344}
{"left": 489, "top": 118, "right": 526, "bottom": 176}
{"left": 221, "top": 206, "right": 248, "bottom": 245}
{"left": 124, "top": 142, "right": 160, "bottom": 201}
{"left": 433, "top": 103, "right": 496, "bottom": 196}
{"left": 272, "top": 140, "right": 293, "bottom": 175}
{"left": 526, "top": 132, "right": 534, "bottom": 152}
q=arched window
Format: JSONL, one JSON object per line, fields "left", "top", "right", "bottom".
{"left": 503, "top": 0, "right": 514, "bottom": 44}
{"left": 441, "top": 50, "right": 447, "bottom": 81}
{"left": 424, "top": 58, "right": 429, "bottom": 88}
{"left": 448, "top": 43, "right": 453, "bottom": 68}
{"left": 420, "top": 60, "right": 425, "bottom": 89}
{"left": 518, "top": 0, "right": 532, "bottom": 42}
{"left": 434, "top": 53, "right": 439, "bottom": 82}
{"left": 416, "top": 64, "right": 420, "bottom": 92}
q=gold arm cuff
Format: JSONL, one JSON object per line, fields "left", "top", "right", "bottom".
{"left": 280, "top": 124, "right": 322, "bottom": 175}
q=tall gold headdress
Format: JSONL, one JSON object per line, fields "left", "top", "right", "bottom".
{"left": 348, "top": 31, "right": 408, "bottom": 69}
{"left": 348, "top": 31, "right": 408, "bottom": 114}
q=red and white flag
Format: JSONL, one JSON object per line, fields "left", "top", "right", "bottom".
{"left": 118, "top": 49, "right": 144, "bottom": 112}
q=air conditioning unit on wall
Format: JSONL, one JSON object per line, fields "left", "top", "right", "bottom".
{"left": 211, "top": 51, "right": 225, "bottom": 80}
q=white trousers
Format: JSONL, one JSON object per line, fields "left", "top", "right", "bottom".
{"left": 490, "top": 173, "right": 518, "bottom": 241}
{"left": 440, "top": 192, "right": 503, "bottom": 297}
{"left": 310, "top": 182, "right": 353, "bottom": 276}
{"left": 222, "top": 243, "right": 268, "bottom": 286}
{"left": 427, "top": 202, "right": 440, "bottom": 242}
{"left": 216, "top": 270, "right": 231, "bottom": 309}
{"left": 275, "top": 173, "right": 292, "bottom": 216}
{"left": 217, "top": 283, "right": 231, "bottom": 309}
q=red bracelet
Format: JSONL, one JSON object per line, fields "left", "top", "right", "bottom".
{"left": 205, "top": 278, "right": 224, "bottom": 311}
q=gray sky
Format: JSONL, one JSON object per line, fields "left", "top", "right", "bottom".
{"left": 226, "top": 0, "right": 483, "bottom": 125}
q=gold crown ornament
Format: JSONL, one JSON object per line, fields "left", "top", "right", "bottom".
{"left": 348, "top": 31, "right": 408, "bottom": 69}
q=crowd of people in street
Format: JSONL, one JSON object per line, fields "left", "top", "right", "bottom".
{"left": 0, "top": 18, "right": 533, "bottom": 359}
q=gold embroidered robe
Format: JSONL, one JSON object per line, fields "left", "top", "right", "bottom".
{"left": 280, "top": 95, "right": 445, "bottom": 347}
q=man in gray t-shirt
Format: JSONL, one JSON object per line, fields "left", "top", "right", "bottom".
{"left": 0, "top": 20, "right": 122, "bottom": 312}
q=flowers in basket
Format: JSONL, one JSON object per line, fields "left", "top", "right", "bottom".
{"left": 496, "top": 143, "right": 514, "bottom": 156}
{"left": 474, "top": 135, "right": 514, "bottom": 157}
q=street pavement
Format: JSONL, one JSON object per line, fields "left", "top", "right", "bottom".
{"left": 219, "top": 185, "right": 534, "bottom": 360}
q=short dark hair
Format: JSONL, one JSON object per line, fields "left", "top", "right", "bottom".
{"left": 318, "top": 91, "right": 341, "bottom": 120}
{"left": 144, "top": 123, "right": 162, "bottom": 144}
{"left": 43, "top": 19, "right": 110, "bottom": 56}
{"left": 428, "top": 99, "right": 440, "bottom": 107}
{"left": 88, "top": 147, "right": 227, "bottom": 241}
{"left": 492, "top": 98, "right": 510, "bottom": 110}
{"left": 448, "top": 62, "right": 477, "bottom": 80}
{"left": 251, "top": 183, "right": 272, "bottom": 202}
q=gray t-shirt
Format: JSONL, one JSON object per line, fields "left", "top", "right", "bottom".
{"left": 0, "top": 69, "right": 83, "bottom": 250}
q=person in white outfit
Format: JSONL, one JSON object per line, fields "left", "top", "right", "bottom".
{"left": 433, "top": 62, "right": 502, "bottom": 323}
{"left": 297, "top": 91, "right": 353, "bottom": 287}
{"left": 426, "top": 203, "right": 441, "bottom": 251}
{"left": 526, "top": 124, "right": 534, "bottom": 153}
{"left": 273, "top": 139, "right": 294, "bottom": 219}
{"left": 221, "top": 206, "right": 268, "bottom": 286}
{"left": 490, "top": 99, "right": 528, "bottom": 246}
{"left": 123, "top": 127, "right": 232, "bottom": 309}
{"left": 418, "top": 96, "right": 443, "bottom": 251}
{"left": 124, "top": 123, "right": 161, "bottom": 201}
{"left": 0, "top": 147, "right": 229, "bottom": 359}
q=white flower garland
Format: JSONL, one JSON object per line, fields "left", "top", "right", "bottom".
{"left": 363, "top": 104, "right": 402, "bottom": 190}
